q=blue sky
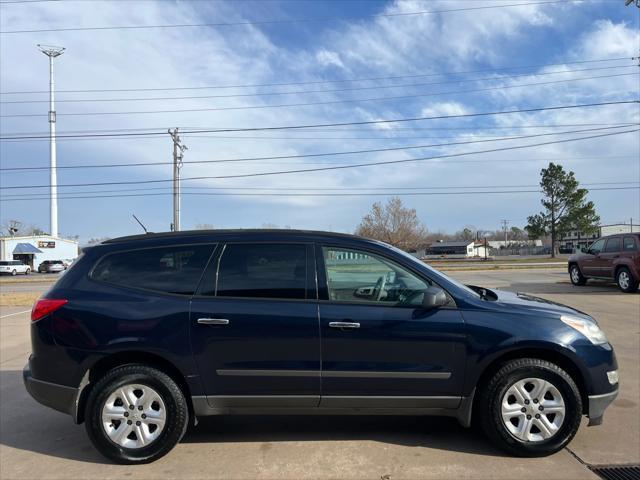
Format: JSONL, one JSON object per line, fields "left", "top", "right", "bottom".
{"left": 1, "top": 0, "right": 638, "bottom": 242}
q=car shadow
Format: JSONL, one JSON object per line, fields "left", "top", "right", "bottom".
{"left": 0, "top": 369, "right": 507, "bottom": 464}
{"left": 500, "top": 280, "right": 631, "bottom": 296}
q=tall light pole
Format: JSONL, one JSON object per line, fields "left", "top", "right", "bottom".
{"left": 38, "top": 44, "right": 65, "bottom": 238}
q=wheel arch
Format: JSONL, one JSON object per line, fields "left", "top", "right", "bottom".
{"left": 471, "top": 346, "right": 589, "bottom": 419}
{"left": 76, "top": 350, "right": 194, "bottom": 425}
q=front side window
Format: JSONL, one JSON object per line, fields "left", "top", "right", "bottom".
{"left": 216, "top": 243, "right": 307, "bottom": 300}
{"left": 91, "top": 244, "right": 214, "bottom": 295}
{"left": 603, "top": 237, "right": 622, "bottom": 253}
{"left": 322, "top": 247, "right": 430, "bottom": 306}
{"left": 623, "top": 236, "right": 638, "bottom": 252}
{"left": 588, "top": 239, "right": 605, "bottom": 254}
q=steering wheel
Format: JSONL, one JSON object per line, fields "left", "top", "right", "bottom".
{"left": 372, "top": 275, "right": 387, "bottom": 301}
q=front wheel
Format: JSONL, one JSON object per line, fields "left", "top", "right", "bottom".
{"left": 616, "top": 267, "right": 639, "bottom": 293}
{"left": 478, "top": 358, "right": 582, "bottom": 457}
{"left": 569, "top": 265, "right": 586, "bottom": 286}
{"left": 84, "top": 365, "right": 188, "bottom": 464}
{"left": 11, "top": 269, "right": 16, "bottom": 276}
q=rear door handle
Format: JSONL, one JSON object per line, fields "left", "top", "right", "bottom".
{"left": 329, "top": 321, "right": 360, "bottom": 329}
{"left": 197, "top": 318, "right": 230, "bottom": 325}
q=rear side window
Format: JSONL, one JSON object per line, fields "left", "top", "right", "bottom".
{"left": 623, "top": 236, "right": 638, "bottom": 252}
{"left": 215, "top": 243, "right": 307, "bottom": 299}
{"left": 603, "top": 237, "right": 622, "bottom": 253}
{"left": 91, "top": 245, "right": 214, "bottom": 295}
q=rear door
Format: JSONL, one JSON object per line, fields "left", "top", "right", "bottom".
{"left": 317, "top": 245, "right": 466, "bottom": 408}
{"left": 190, "top": 242, "right": 320, "bottom": 408}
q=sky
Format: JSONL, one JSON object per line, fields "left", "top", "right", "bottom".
{"left": 0, "top": 0, "right": 639, "bottom": 242}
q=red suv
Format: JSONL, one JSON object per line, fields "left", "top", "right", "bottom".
{"left": 568, "top": 233, "right": 640, "bottom": 293}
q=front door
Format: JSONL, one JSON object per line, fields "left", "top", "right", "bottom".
{"left": 598, "top": 237, "right": 622, "bottom": 278}
{"left": 317, "top": 245, "right": 466, "bottom": 408}
{"left": 190, "top": 242, "right": 320, "bottom": 408}
{"left": 581, "top": 238, "right": 605, "bottom": 276}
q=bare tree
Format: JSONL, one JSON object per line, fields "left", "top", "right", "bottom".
{"left": 355, "top": 197, "right": 427, "bottom": 249}
{"left": 1, "top": 219, "right": 47, "bottom": 236}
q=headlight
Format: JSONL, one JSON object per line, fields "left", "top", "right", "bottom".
{"left": 560, "top": 315, "right": 608, "bottom": 345}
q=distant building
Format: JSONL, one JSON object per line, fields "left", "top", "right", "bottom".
{"left": 424, "top": 241, "right": 478, "bottom": 259}
{"left": 560, "top": 223, "right": 639, "bottom": 252}
{"left": 487, "top": 239, "right": 543, "bottom": 249}
{"left": 0, "top": 235, "right": 79, "bottom": 270}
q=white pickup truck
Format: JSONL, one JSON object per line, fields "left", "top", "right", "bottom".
{"left": 0, "top": 260, "right": 31, "bottom": 275}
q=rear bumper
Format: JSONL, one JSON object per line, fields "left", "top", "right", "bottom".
{"left": 23, "top": 362, "right": 79, "bottom": 419}
{"left": 587, "top": 389, "right": 618, "bottom": 426}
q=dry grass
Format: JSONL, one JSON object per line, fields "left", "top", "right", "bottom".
{"left": 0, "top": 292, "right": 40, "bottom": 307}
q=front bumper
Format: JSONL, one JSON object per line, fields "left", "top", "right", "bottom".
{"left": 587, "top": 389, "right": 618, "bottom": 426}
{"left": 23, "top": 362, "right": 79, "bottom": 418}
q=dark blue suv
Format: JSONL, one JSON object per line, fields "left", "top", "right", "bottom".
{"left": 24, "top": 230, "right": 618, "bottom": 463}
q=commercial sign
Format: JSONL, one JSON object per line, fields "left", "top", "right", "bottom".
{"left": 38, "top": 241, "right": 56, "bottom": 248}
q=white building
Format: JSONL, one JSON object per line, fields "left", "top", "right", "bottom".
{"left": 0, "top": 235, "right": 79, "bottom": 270}
{"left": 424, "top": 241, "right": 477, "bottom": 259}
{"left": 560, "top": 223, "right": 639, "bottom": 252}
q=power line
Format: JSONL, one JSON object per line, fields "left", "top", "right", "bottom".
{"left": 2, "top": 56, "right": 630, "bottom": 96}
{"left": 1, "top": 128, "right": 636, "bottom": 190}
{"left": 3, "top": 181, "right": 637, "bottom": 200}
{"left": 3, "top": 72, "right": 636, "bottom": 118}
{"left": 1, "top": 125, "right": 635, "bottom": 171}
{"left": 0, "top": 1, "right": 577, "bottom": 34}
{"left": 1, "top": 186, "right": 637, "bottom": 203}
{"left": 1, "top": 100, "right": 637, "bottom": 140}
{"left": 3, "top": 64, "right": 635, "bottom": 105}
{"left": 3, "top": 122, "right": 634, "bottom": 141}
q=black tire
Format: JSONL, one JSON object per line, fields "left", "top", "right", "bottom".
{"left": 25, "top": 268, "right": 31, "bottom": 275}
{"left": 84, "top": 364, "right": 188, "bottom": 464}
{"left": 478, "top": 358, "right": 582, "bottom": 457}
{"left": 569, "top": 264, "right": 587, "bottom": 286}
{"left": 616, "top": 266, "right": 639, "bottom": 293}
{"left": 11, "top": 269, "right": 16, "bottom": 276}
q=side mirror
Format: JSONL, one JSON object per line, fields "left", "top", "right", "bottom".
{"left": 422, "top": 286, "right": 449, "bottom": 309}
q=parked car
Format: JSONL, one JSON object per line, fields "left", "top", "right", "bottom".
{"left": 0, "top": 260, "right": 31, "bottom": 275}
{"left": 24, "top": 230, "right": 618, "bottom": 464}
{"left": 568, "top": 233, "right": 640, "bottom": 293}
{"left": 37, "top": 260, "right": 66, "bottom": 274}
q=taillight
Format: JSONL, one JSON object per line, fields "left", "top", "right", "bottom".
{"left": 31, "top": 298, "right": 68, "bottom": 322}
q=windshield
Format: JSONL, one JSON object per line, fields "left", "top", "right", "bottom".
{"left": 387, "top": 244, "right": 482, "bottom": 298}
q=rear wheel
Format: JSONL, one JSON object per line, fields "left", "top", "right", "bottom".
{"left": 11, "top": 269, "right": 16, "bottom": 276}
{"left": 479, "top": 358, "right": 582, "bottom": 457}
{"left": 616, "top": 267, "right": 638, "bottom": 293}
{"left": 25, "top": 268, "right": 31, "bottom": 275}
{"left": 569, "top": 265, "right": 587, "bottom": 286}
{"left": 85, "top": 364, "right": 188, "bottom": 464}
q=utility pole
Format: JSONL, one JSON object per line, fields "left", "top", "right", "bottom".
{"left": 168, "top": 128, "right": 187, "bottom": 231}
{"left": 501, "top": 219, "right": 510, "bottom": 249}
{"left": 38, "top": 44, "right": 65, "bottom": 238}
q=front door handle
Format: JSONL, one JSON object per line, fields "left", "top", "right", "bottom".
{"left": 329, "top": 321, "right": 360, "bottom": 329}
{"left": 197, "top": 318, "right": 230, "bottom": 325}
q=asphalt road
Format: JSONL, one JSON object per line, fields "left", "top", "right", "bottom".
{"left": 0, "top": 268, "right": 637, "bottom": 479}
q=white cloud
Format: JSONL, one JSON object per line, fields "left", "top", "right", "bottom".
{"left": 420, "top": 101, "right": 469, "bottom": 118}
{"left": 315, "top": 49, "right": 345, "bottom": 69}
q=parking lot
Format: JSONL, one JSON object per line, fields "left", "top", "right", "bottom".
{"left": 0, "top": 268, "right": 638, "bottom": 479}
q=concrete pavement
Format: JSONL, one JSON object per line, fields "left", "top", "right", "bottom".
{"left": 0, "top": 269, "right": 637, "bottom": 479}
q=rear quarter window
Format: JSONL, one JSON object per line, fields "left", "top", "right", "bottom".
{"left": 91, "top": 244, "right": 215, "bottom": 295}
{"left": 623, "top": 236, "right": 638, "bottom": 252}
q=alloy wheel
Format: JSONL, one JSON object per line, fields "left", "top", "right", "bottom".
{"left": 501, "top": 377, "right": 566, "bottom": 442}
{"left": 570, "top": 267, "right": 581, "bottom": 284}
{"left": 618, "top": 271, "right": 630, "bottom": 290}
{"left": 101, "top": 384, "right": 167, "bottom": 449}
